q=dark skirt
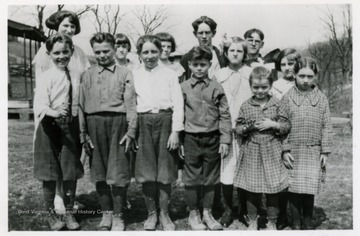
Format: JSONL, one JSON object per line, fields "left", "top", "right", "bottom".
{"left": 135, "top": 111, "right": 178, "bottom": 184}
{"left": 86, "top": 112, "right": 130, "bottom": 186}
{"left": 33, "top": 116, "right": 84, "bottom": 181}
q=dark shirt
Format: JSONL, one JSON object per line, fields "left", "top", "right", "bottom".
{"left": 79, "top": 64, "right": 137, "bottom": 142}
{"left": 181, "top": 76, "right": 232, "bottom": 144}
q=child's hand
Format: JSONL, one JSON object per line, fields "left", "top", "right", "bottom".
{"left": 132, "top": 139, "right": 139, "bottom": 152}
{"left": 167, "top": 131, "right": 179, "bottom": 151}
{"left": 255, "top": 118, "right": 279, "bottom": 131}
{"left": 119, "top": 135, "right": 133, "bottom": 153}
{"left": 83, "top": 139, "right": 94, "bottom": 156}
{"left": 282, "top": 152, "right": 294, "bottom": 169}
{"left": 219, "top": 144, "right": 229, "bottom": 158}
{"left": 178, "top": 145, "right": 185, "bottom": 160}
{"left": 320, "top": 154, "right": 328, "bottom": 169}
{"left": 54, "top": 103, "right": 69, "bottom": 118}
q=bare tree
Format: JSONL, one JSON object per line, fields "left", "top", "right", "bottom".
{"left": 129, "top": 5, "right": 171, "bottom": 37}
{"left": 90, "top": 5, "right": 126, "bottom": 35}
{"left": 35, "top": 5, "right": 46, "bottom": 33}
{"left": 320, "top": 4, "right": 352, "bottom": 85}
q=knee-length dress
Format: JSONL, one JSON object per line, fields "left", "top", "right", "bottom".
{"left": 213, "top": 66, "right": 252, "bottom": 185}
{"left": 233, "top": 96, "right": 290, "bottom": 193}
{"left": 281, "top": 87, "right": 333, "bottom": 195}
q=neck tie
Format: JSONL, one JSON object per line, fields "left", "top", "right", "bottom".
{"left": 64, "top": 67, "right": 72, "bottom": 118}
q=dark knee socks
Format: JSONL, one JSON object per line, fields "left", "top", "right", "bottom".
{"left": 142, "top": 182, "right": 157, "bottom": 213}
{"left": 278, "top": 191, "right": 289, "bottom": 221}
{"left": 96, "top": 181, "right": 113, "bottom": 211}
{"left": 302, "top": 194, "right": 314, "bottom": 219}
{"left": 221, "top": 184, "right": 233, "bottom": 212}
{"left": 112, "top": 185, "right": 126, "bottom": 214}
{"left": 63, "top": 180, "right": 77, "bottom": 210}
{"left": 43, "top": 181, "right": 56, "bottom": 211}
{"left": 203, "top": 185, "right": 215, "bottom": 209}
{"left": 265, "top": 193, "right": 279, "bottom": 222}
{"left": 247, "top": 192, "right": 261, "bottom": 220}
{"left": 236, "top": 188, "right": 248, "bottom": 216}
{"left": 289, "top": 193, "right": 302, "bottom": 227}
{"left": 185, "top": 186, "right": 199, "bottom": 210}
{"left": 158, "top": 183, "right": 171, "bottom": 211}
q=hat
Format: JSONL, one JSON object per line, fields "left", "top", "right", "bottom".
{"left": 45, "top": 10, "right": 81, "bottom": 35}
{"left": 263, "top": 48, "right": 281, "bottom": 70}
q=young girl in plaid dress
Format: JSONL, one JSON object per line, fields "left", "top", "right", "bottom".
{"left": 234, "top": 66, "right": 290, "bottom": 230}
{"left": 281, "top": 58, "right": 332, "bottom": 230}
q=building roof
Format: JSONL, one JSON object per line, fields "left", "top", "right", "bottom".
{"left": 8, "top": 19, "right": 47, "bottom": 42}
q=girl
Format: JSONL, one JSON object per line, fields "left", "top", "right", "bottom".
{"left": 281, "top": 58, "right": 332, "bottom": 230}
{"left": 270, "top": 48, "right": 301, "bottom": 230}
{"left": 132, "top": 35, "right": 184, "bottom": 231}
{"left": 114, "top": 33, "right": 140, "bottom": 71}
{"left": 32, "top": 10, "right": 90, "bottom": 214}
{"left": 271, "top": 48, "right": 301, "bottom": 100}
{"left": 213, "top": 36, "right": 252, "bottom": 227}
{"left": 154, "top": 32, "right": 185, "bottom": 83}
{"left": 33, "top": 33, "right": 83, "bottom": 230}
{"left": 234, "top": 66, "right": 290, "bottom": 230}
{"left": 33, "top": 10, "right": 90, "bottom": 78}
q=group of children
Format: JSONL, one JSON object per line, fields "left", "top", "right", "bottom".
{"left": 33, "top": 11, "right": 333, "bottom": 231}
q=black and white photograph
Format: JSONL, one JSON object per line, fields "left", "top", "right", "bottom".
{"left": 3, "top": 0, "right": 358, "bottom": 233}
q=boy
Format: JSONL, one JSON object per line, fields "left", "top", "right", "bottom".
{"left": 180, "top": 16, "right": 227, "bottom": 81}
{"left": 180, "top": 46, "right": 232, "bottom": 230}
{"left": 78, "top": 32, "right": 137, "bottom": 231}
{"left": 33, "top": 33, "right": 83, "bottom": 230}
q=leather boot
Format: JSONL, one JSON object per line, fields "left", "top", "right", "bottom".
{"left": 203, "top": 208, "right": 223, "bottom": 230}
{"left": 159, "top": 210, "right": 175, "bottom": 230}
{"left": 188, "top": 209, "right": 207, "bottom": 230}
{"left": 98, "top": 211, "right": 112, "bottom": 231}
{"left": 111, "top": 213, "right": 125, "bottom": 231}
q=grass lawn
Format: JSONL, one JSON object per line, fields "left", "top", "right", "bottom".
{"left": 8, "top": 119, "right": 352, "bottom": 231}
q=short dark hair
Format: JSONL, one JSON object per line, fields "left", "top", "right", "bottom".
{"left": 192, "top": 16, "right": 217, "bottom": 33}
{"left": 223, "top": 36, "right": 248, "bottom": 63}
{"left": 136, "top": 35, "right": 162, "bottom": 55}
{"left": 188, "top": 46, "right": 213, "bottom": 62}
{"left": 244, "top": 28, "right": 265, "bottom": 41}
{"left": 114, "top": 33, "right": 131, "bottom": 51}
{"left": 249, "top": 66, "right": 274, "bottom": 86}
{"left": 90, "top": 32, "right": 115, "bottom": 48}
{"left": 45, "top": 33, "right": 73, "bottom": 52}
{"left": 294, "top": 57, "right": 319, "bottom": 75}
{"left": 275, "top": 48, "right": 301, "bottom": 71}
{"left": 154, "top": 32, "right": 176, "bottom": 52}
{"left": 45, "top": 10, "right": 81, "bottom": 35}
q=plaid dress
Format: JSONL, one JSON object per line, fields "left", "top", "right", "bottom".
{"left": 281, "top": 87, "right": 332, "bottom": 195}
{"left": 233, "top": 96, "right": 290, "bottom": 193}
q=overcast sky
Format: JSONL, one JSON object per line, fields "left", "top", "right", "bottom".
{"left": 7, "top": 2, "right": 349, "bottom": 56}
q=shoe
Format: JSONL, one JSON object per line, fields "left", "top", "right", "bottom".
{"left": 159, "top": 210, "right": 175, "bottom": 231}
{"left": 239, "top": 214, "right": 249, "bottom": 227}
{"left": 188, "top": 209, "right": 207, "bottom": 230}
{"left": 98, "top": 211, "right": 112, "bottom": 231}
{"left": 144, "top": 210, "right": 157, "bottom": 230}
{"left": 220, "top": 210, "right": 233, "bottom": 227}
{"left": 203, "top": 209, "right": 223, "bottom": 230}
{"left": 276, "top": 217, "right": 289, "bottom": 230}
{"left": 247, "top": 215, "right": 259, "bottom": 230}
{"left": 47, "top": 211, "right": 66, "bottom": 231}
{"left": 302, "top": 217, "right": 314, "bottom": 230}
{"left": 111, "top": 213, "right": 125, "bottom": 231}
{"left": 265, "top": 220, "right": 277, "bottom": 230}
{"left": 64, "top": 212, "right": 80, "bottom": 230}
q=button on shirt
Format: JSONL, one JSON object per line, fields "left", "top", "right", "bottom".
{"left": 181, "top": 77, "right": 232, "bottom": 144}
{"left": 132, "top": 64, "right": 184, "bottom": 131}
{"left": 78, "top": 64, "right": 137, "bottom": 140}
{"left": 34, "top": 66, "right": 81, "bottom": 120}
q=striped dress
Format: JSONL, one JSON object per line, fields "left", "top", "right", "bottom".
{"left": 233, "top": 96, "right": 290, "bottom": 193}
{"left": 281, "top": 86, "right": 333, "bottom": 194}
